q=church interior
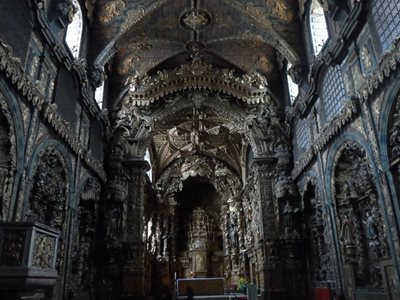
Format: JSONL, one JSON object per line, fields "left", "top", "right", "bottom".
{"left": 0, "top": 0, "right": 400, "bottom": 299}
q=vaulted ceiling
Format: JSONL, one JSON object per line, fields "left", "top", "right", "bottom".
{"left": 89, "top": 0, "right": 304, "bottom": 90}
{"left": 89, "top": 0, "right": 303, "bottom": 180}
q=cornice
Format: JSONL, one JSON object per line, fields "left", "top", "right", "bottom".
{"left": 0, "top": 41, "right": 106, "bottom": 182}
{"left": 358, "top": 38, "right": 400, "bottom": 101}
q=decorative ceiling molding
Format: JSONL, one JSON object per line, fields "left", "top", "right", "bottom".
{"left": 123, "top": 56, "right": 271, "bottom": 108}
{"left": 221, "top": 0, "right": 300, "bottom": 63}
{"left": 180, "top": 9, "right": 212, "bottom": 32}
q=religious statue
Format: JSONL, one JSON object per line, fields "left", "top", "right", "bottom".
{"left": 363, "top": 211, "right": 379, "bottom": 244}
{"left": 283, "top": 201, "right": 295, "bottom": 236}
{"left": 340, "top": 213, "right": 356, "bottom": 259}
{"left": 360, "top": 46, "right": 372, "bottom": 74}
{"left": 106, "top": 208, "right": 118, "bottom": 239}
{"left": 230, "top": 223, "right": 239, "bottom": 251}
{"left": 195, "top": 253, "right": 205, "bottom": 271}
{"left": 340, "top": 214, "right": 353, "bottom": 244}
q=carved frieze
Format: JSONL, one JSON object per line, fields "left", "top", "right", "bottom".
{"left": 359, "top": 38, "right": 400, "bottom": 101}
{"left": 124, "top": 55, "right": 271, "bottom": 108}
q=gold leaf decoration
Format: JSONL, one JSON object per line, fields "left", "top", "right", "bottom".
{"left": 98, "top": 0, "right": 127, "bottom": 24}
{"left": 257, "top": 56, "right": 273, "bottom": 73}
{"left": 215, "top": 14, "right": 235, "bottom": 29}
{"left": 128, "top": 42, "right": 153, "bottom": 54}
{"left": 119, "top": 54, "right": 140, "bottom": 75}
{"left": 266, "top": 0, "right": 295, "bottom": 23}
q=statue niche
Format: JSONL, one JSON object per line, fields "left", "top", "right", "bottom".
{"left": 333, "top": 141, "right": 388, "bottom": 291}
{"left": 26, "top": 146, "right": 69, "bottom": 273}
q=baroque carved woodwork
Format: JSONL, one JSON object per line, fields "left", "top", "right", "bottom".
{"left": 301, "top": 179, "right": 335, "bottom": 287}
{"left": 333, "top": 141, "right": 389, "bottom": 290}
{"left": 0, "top": 95, "right": 15, "bottom": 221}
{"left": 26, "top": 146, "right": 68, "bottom": 274}
{"left": 69, "top": 177, "right": 101, "bottom": 299}
{"left": 0, "top": 40, "right": 106, "bottom": 182}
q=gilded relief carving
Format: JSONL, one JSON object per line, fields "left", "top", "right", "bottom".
{"left": 265, "top": 0, "right": 295, "bottom": 23}
{"left": 0, "top": 230, "right": 25, "bottom": 266}
{"left": 119, "top": 54, "right": 140, "bottom": 75}
{"left": 99, "top": 0, "right": 127, "bottom": 24}
{"left": 32, "top": 232, "right": 55, "bottom": 269}
{"left": 181, "top": 9, "right": 211, "bottom": 31}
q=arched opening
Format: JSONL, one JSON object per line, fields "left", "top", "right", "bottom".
{"left": 65, "top": 0, "right": 83, "bottom": 58}
{"left": 287, "top": 63, "right": 299, "bottom": 103}
{"left": 310, "top": 0, "right": 329, "bottom": 55}
{"left": 332, "top": 141, "right": 389, "bottom": 297}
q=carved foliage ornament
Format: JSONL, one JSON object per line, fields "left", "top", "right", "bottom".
{"left": 389, "top": 95, "right": 400, "bottom": 158}
{"left": 156, "top": 155, "right": 242, "bottom": 201}
{"left": 124, "top": 56, "right": 270, "bottom": 107}
{"left": 99, "top": 0, "right": 127, "bottom": 24}
{"left": 27, "top": 147, "right": 68, "bottom": 231}
{"left": 0, "top": 230, "right": 24, "bottom": 266}
{"left": 0, "top": 40, "right": 106, "bottom": 181}
{"left": 32, "top": 232, "right": 55, "bottom": 269}
{"left": 0, "top": 94, "right": 16, "bottom": 221}
{"left": 333, "top": 141, "right": 388, "bottom": 288}
{"left": 180, "top": 9, "right": 211, "bottom": 31}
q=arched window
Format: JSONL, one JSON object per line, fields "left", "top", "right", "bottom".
{"left": 287, "top": 63, "right": 299, "bottom": 103}
{"left": 310, "top": 0, "right": 329, "bottom": 55}
{"left": 95, "top": 80, "right": 105, "bottom": 108}
{"left": 65, "top": 0, "right": 83, "bottom": 58}
{"left": 145, "top": 148, "right": 152, "bottom": 182}
{"left": 322, "top": 66, "right": 346, "bottom": 121}
{"left": 372, "top": 0, "right": 400, "bottom": 51}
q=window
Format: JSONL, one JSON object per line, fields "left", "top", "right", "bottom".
{"left": 95, "top": 80, "right": 105, "bottom": 108}
{"left": 65, "top": 0, "right": 83, "bottom": 58}
{"left": 145, "top": 149, "right": 152, "bottom": 182}
{"left": 287, "top": 63, "right": 299, "bottom": 103}
{"left": 310, "top": 0, "right": 329, "bottom": 55}
{"left": 322, "top": 66, "right": 346, "bottom": 121}
{"left": 372, "top": 0, "right": 400, "bottom": 51}
{"left": 295, "top": 119, "right": 311, "bottom": 150}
